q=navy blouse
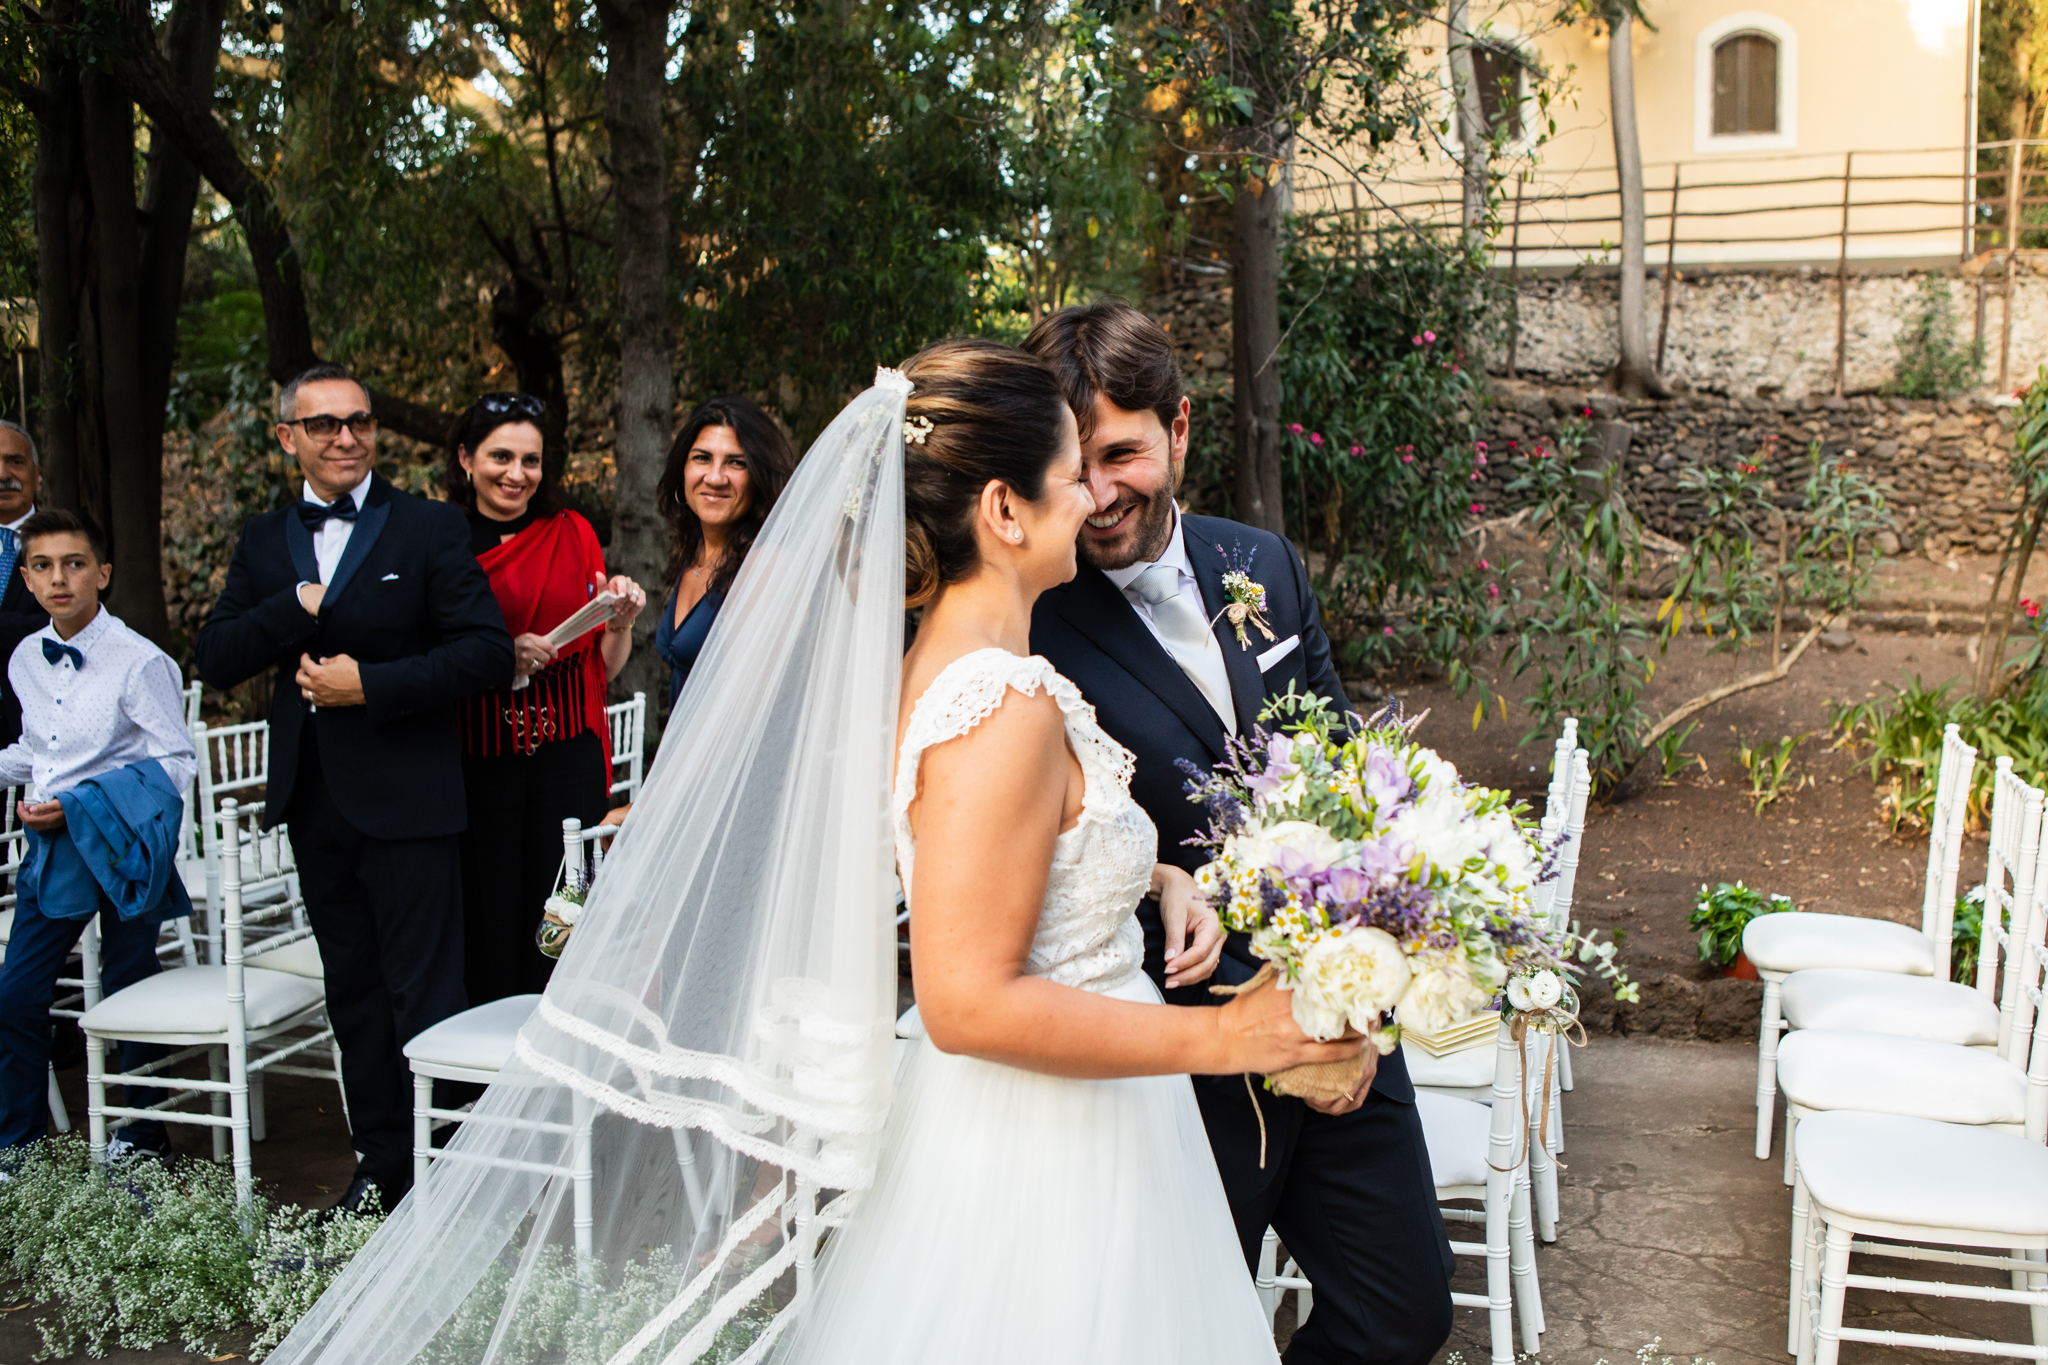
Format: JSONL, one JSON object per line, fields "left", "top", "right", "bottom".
{"left": 654, "top": 581, "right": 724, "bottom": 713}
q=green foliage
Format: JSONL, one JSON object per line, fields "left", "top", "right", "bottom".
{"left": 1650, "top": 720, "right": 1705, "bottom": 784}
{"left": 1882, "top": 275, "right": 1984, "bottom": 401}
{"left": 1502, "top": 417, "right": 1652, "bottom": 791}
{"left": 1194, "top": 227, "right": 1506, "bottom": 678}
{"left": 0, "top": 1136, "right": 384, "bottom": 1359}
{"left": 1830, "top": 674, "right": 2048, "bottom": 831}
{"left": 1688, "top": 881, "right": 1791, "bottom": 968}
{"left": 1732, "top": 730, "right": 1813, "bottom": 816}
{"left": 1951, "top": 884, "right": 1998, "bottom": 984}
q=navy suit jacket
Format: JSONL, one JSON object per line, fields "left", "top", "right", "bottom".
{"left": 1031, "top": 512, "right": 1414, "bottom": 1102}
{"left": 0, "top": 551, "right": 49, "bottom": 747}
{"left": 193, "top": 474, "right": 514, "bottom": 840}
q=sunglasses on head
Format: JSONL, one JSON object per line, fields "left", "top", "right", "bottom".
{"left": 284, "top": 411, "right": 378, "bottom": 440}
{"left": 478, "top": 392, "right": 547, "bottom": 419}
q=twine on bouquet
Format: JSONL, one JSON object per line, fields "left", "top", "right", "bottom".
{"left": 1214, "top": 963, "right": 1382, "bottom": 1169}
{"left": 1488, "top": 994, "right": 1588, "bottom": 1175}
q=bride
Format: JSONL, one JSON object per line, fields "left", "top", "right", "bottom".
{"left": 263, "top": 343, "right": 1359, "bottom": 1365}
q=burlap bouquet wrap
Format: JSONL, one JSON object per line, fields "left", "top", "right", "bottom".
{"left": 1213, "top": 963, "right": 1376, "bottom": 1107}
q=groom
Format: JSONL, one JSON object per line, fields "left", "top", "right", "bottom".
{"left": 1025, "top": 304, "right": 1452, "bottom": 1364}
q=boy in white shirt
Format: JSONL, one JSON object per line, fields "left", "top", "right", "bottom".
{"left": 0, "top": 510, "right": 196, "bottom": 1160}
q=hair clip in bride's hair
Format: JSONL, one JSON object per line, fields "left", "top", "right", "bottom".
{"left": 902, "top": 415, "right": 935, "bottom": 446}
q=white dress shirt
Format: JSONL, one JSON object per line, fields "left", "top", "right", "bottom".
{"left": 0, "top": 607, "right": 197, "bottom": 801}
{"left": 1104, "top": 508, "right": 1237, "bottom": 733}
{"left": 4, "top": 506, "right": 34, "bottom": 534}
{"left": 302, "top": 473, "right": 373, "bottom": 584}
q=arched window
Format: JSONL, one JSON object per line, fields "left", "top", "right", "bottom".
{"left": 1694, "top": 13, "right": 1797, "bottom": 152}
{"left": 1711, "top": 31, "right": 1779, "bottom": 135}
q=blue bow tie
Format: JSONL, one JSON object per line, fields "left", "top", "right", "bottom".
{"left": 297, "top": 497, "right": 359, "bottom": 529}
{"left": 42, "top": 638, "right": 82, "bottom": 670}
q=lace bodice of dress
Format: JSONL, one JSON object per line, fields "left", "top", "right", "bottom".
{"left": 894, "top": 649, "right": 1155, "bottom": 993}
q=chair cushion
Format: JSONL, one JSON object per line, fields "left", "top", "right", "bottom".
{"left": 1782, "top": 969, "right": 1999, "bottom": 1045}
{"left": 1744, "top": 912, "right": 1934, "bottom": 976}
{"left": 1796, "top": 1110, "right": 2048, "bottom": 1238}
{"left": 1777, "top": 1029, "right": 2027, "bottom": 1126}
{"left": 403, "top": 995, "right": 542, "bottom": 1074}
{"left": 1414, "top": 1090, "right": 1492, "bottom": 1189}
{"left": 1401, "top": 1039, "right": 1496, "bottom": 1091}
{"left": 245, "top": 937, "right": 324, "bottom": 981}
{"left": 81, "top": 966, "right": 324, "bottom": 1038}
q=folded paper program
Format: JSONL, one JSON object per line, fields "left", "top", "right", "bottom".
{"left": 511, "top": 591, "right": 621, "bottom": 691}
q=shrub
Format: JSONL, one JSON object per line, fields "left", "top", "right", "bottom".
{"left": 1830, "top": 674, "right": 2048, "bottom": 831}
{"left": 1883, "top": 274, "right": 1984, "bottom": 400}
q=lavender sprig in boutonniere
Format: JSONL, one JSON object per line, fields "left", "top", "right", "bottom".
{"left": 1211, "top": 541, "right": 1277, "bottom": 649}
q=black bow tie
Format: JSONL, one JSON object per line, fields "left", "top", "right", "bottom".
{"left": 297, "top": 498, "right": 359, "bottom": 529}
{"left": 42, "top": 638, "right": 82, "bottom": 670}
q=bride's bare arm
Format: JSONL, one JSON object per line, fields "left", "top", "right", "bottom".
{"left": 908, "top": 688, "right": 1361, "bottom": 1080}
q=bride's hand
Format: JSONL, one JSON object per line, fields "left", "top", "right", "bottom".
{"left": 1155, "top": 865, "right": 1224, "bottom": 990}
{"left": 1212, "top": 971, "right": 1366, "bottom": 1076}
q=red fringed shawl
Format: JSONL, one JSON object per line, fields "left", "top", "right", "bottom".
{"left": 460, "top": 510, "right": 614, "bottom": 782}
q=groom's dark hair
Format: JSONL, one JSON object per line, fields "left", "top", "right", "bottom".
{"left": 1021, "top": 302, "right": 1183, "bottom": 441}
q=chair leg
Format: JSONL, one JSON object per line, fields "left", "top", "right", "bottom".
{"left": 331, "top": 1035, "right": 350, "bottom": 1123}
{"left": 1557, "top": 1035, "right": 1574, "bottom": 1092}
{"left": 1255, "top": 1227, "right": 1280, "bottom": 1323}
{"left": 46, "top": 1066, "right": 69, "bottom": 1133}
{"left": 1756, "top": 979, "right": 1782, "bottom": 1159}
{"left": 1796, "top": 1203, "right": 1825, "bottom": 1365}
{"left": 570, "top": 1093, "right": 595, "bottom": 1263}
{"left": 1783, "top": 1111, "right": 1799, "bottom": 1189}
{"left": 1789, "top": 1173, "right": 1811, "bottom": 1356}
{"left": 412, "top": 1071, "right": 433, "bottom": 1193}
{"left": 84, "top": 1040, "right": 106, "bottom": 1161}
{"left": 228, "top": 1040, "right": 252, "bottom": 1208}
{"left": 1813, "top": 1223, "right": 1853, "bottom": 1365}
{"left": 1485, "top": 1181, "right": 1515, "bottom": 1365}
{"left": 670, "top": 1127, "right": 708, "bottom": 1226}
{"left": 1530, "top": 1139, "right": 1559, "bottom": 1244}
{"left": 1509, "top": 1157, "right": 1545, "bottom": 1348}
{"left": 209, "top": 1047, "right": 228, "bottom": 1164}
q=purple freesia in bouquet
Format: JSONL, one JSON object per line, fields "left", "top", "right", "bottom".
{"left": 1181, "top": 690, "right": 1629, "bottom": 1102}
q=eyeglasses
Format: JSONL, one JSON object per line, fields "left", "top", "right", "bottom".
{"left": 284, "top": 411, "right": 378, "bottom": 440}
{"left": 478, "top": 392, "right": 547, "bottom": 419}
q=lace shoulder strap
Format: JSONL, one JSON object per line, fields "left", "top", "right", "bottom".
{"left": 894, "top": 649, "right": 1061, "bottom": 810}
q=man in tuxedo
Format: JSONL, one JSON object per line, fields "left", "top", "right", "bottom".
{"left": 196, "top": 363, "right": 512, "bottom": 1214}
{"left": 0, "top": 422, "right": 50, "bottom": 746}
{"left": 1025, "top": 304, "right": 1452, "bottom": 1365}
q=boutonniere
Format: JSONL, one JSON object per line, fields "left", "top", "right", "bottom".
{"left": 1211, "top": 542, "right": 1277, "bottom": 650}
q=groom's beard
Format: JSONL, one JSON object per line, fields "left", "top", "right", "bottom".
{"left": 1077, "top": 481, "right": 1177, "bottom": 573}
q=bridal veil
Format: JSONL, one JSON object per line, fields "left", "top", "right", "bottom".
{"left": 266, "top": 372, "right": 910, "bottom": 1365}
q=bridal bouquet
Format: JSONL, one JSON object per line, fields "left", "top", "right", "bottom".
{"left": 1182, "top": 692, "right": 1612, "bottom": 1102}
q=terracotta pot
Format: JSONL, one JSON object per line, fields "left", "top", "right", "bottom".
{"left": 1722, "top": 951, "right": 1760, "bottom": 981}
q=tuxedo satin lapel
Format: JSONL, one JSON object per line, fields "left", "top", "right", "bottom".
{"left": 320, "top": 480, "right": 391, "bottom": 608}
{"left": 283, "top": 510, "right": 319, "bottom": 586}
{"left": 1056, "top": 565, "right": 1231, "bottom": 760}
{"left": 1186, "top": 526, "right": 1266, "bottom": 738}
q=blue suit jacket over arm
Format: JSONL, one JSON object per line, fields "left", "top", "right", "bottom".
{"left": 20, "top": 759, "right": 194, "bottom": 927}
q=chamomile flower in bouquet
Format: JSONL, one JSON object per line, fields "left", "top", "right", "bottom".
{"left": 1180, "top": 690, "right": 1627, "bottom": 1104}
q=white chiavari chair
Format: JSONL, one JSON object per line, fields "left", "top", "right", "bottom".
{"left": 606, "top": 693, "right": 648, "bottom": 803}
{"left": 1258, "top": 1020, "right": 1543, "bottom": 1364}
{"left": 79, "top": 801, "right": 329, "bottom": 1203}
{"left": 184, "top": 720, "right": 300, "bottom": 957}
{"left": 1747, "top": 722, "right": 1977, "bottom": 1160}
{"left": 1789, "top": 950, "right": 2048, "bottom": 1365}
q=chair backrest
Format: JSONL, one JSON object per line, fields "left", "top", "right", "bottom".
{"left": 2019, "top": 934, "right": 2048, "bottom": 1143}
{"left": 1544, "top": 719, "right": 1579, "bottom": 826}
{"left": 1919, "top": 722, "right": 1978, "bottom": 961}
{"left": 1546, "top": 750, "right": 1592, "bottom": 934}
{"left": 194, "top": 720, "right": 274, "bottom": 857}
{"left": 1999, "top": 796, "right": 2048, "bottom": 1060}
{"left": 182, "top": 680, "right": 203, "bottom": 736}
{"left": 561, "top": 816, "right": 610, "bottom": 893}
{"left": 216, "top": 798, "right": 314, "bottom": 967}
{"left": 606, "top": 692, "right": 647, "bottom": 801}
{"left": 1977, "top": 757, "right": 2044, "bottom": 1012}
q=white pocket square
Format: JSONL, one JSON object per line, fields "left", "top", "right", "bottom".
{"left": 380, "top": 572, "right": 400, "bottom": 581}
{"left": 1256, "top": 634, "right": 1301, "bottom": 671}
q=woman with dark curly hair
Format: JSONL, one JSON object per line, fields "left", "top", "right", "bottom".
{"left": 653, "top": 395, "right": 795, "bottom": 713}
{"left": 445, "top": 393, "right": 646, "bottom": 1001}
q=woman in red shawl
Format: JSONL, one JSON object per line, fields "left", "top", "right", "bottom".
{"left": 446, "top": 393, "right": 647, "bottom": 1002}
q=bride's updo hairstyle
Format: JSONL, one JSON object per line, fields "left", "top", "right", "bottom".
{"left": 899, "top": 338, "right": 1068, "bottom": 608}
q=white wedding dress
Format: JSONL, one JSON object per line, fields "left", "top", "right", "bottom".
{"left": 772, "top": 648, "right": 1280, "bottom": 1364}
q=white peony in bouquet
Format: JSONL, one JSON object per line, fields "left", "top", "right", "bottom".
{"left": 1182, "top": 691, "right": 1621, "bottom": 1103}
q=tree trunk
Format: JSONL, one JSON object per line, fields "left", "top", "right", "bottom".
{"left": 31, "top": 41, "right": 83, "bottom": 515}
{"left": 1606, "top": 11, "right": 1668, "bottom": 400}
{"left": 1231, "top": 146, "right": 1287, "bottom": 537}
{"left": 596, "top": 0, "right": 674, "bottom": 703}
{"left": 1448, "top": 0, "right": 1489, "bottom": 252}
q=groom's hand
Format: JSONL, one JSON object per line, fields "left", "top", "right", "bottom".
{"left": 1154, "top": 865, "right": 1224, "bottom": 989}
{"left": 1303, "top": 1047, "right": 1378, "bottom": 1116}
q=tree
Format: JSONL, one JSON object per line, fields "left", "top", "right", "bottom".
{"left": 4, "top": 0, "right": 226, "bottom": 644}
{"left": 1576, "top": 0, "right": 1669, "bottom": 399}
{"left": 1447, "top": 0, "right": 1488, "bottom": 251}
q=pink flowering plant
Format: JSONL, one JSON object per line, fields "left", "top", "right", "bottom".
{"left": 1180, "top": 690, "right": 1631, "bottom": 1050}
